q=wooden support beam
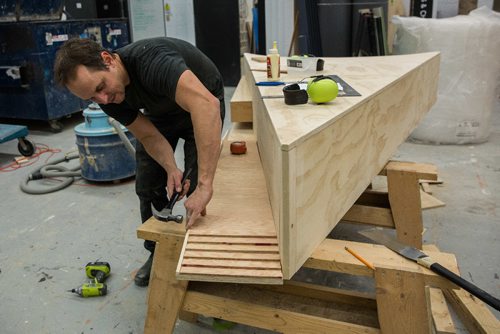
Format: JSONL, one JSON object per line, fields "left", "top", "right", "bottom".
{"left": 426, "top": 287, "right": 456, "bottom": 334}
{"left": 387, "top": 167, "right": 423, "bottom": 249}
{"left": 137, "top": 220, "right": 188, "bottom": 334}
{"left": 304, "top": 238, "right": 459, "bottom": 290}
{"left": 343, "top": 204, "right": 395, "bottom": 228}
{"left": 424, "top": 244, "right": 500, "bottom": 334}
{"left": 259, "top": 280, "right": 377, "bottom": 309}
{"left": 230, "top": 75, "right": 253, "bottom": 123}
{"left": 380, "top": 161, "right": 438, "bottom": 181}
{"left": 375, "top": 266, "right": 430, "bottom": 334}
{"left": 444, "top": 288, "right": 500, "bottom": 334}
{"left": 183, "top": 283, "right": 381, "bottom": 334}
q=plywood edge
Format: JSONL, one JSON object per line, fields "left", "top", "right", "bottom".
{"left": 280, "top": 147, "right": 297, "bottom": 279}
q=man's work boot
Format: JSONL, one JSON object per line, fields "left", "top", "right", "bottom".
{"left": 134, "top": 254, "right": 153, "bottom": 287}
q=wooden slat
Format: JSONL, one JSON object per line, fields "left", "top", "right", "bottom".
{"left": 183, "top": 250, "right": 281, "bottom": 261}
{"left": 187, "top": 236, "right": 278, "bottom": 244}
{"left": 185, "top": 242, "right": 279, "bottom": 252}
{"left": 181, "top": 258, "right": 282, "bottom": 270}
{"left": 179, "top": 267, "right": 283, "bottom": 278}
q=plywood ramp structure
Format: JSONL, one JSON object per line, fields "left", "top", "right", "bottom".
{"left": 243, "top": 52, "right": 440, "bottom": 279}
{"left": 176, "top": 124, "right": 283, "bottom": 284}
{"left": 177, "top": 54, "right": 440, "bottom": 283}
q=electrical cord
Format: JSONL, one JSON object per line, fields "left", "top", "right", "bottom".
{"left": 0, "top": 143, "right": 61, "bottom": 172}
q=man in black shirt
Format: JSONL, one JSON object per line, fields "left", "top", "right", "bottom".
{"left": 54, "top": 37, "right": 224, "bottom": 286}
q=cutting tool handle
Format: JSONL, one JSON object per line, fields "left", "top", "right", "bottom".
{"left": 430, "top": 262, "right": 500, "bottom": 311}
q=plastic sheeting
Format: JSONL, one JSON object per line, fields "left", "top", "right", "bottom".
{"left": 393, "top": 7, "right": 500, "bottom": 144}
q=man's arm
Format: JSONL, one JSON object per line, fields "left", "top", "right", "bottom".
{"left": 127, "top": 113, "right": 184, "bottom": 192}
{"left": 175, "top": 70, "right": 222, "bottom": 228}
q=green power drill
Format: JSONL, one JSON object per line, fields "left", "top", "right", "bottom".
{"left": 69, "top": 261, "right": 111, "bottom": 297}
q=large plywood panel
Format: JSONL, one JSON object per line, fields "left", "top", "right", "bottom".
{"left": 246, "top": 52, "right": 440, "bottom": 278}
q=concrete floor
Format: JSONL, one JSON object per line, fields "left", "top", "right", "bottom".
{"left": 0, "top": 86, "right": 498, "bottom": 334}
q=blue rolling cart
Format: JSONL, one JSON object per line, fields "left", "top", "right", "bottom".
{"left": 0, "top": 123, "right": 35, "bottom": 156}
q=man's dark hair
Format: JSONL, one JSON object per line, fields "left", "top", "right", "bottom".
{"left": 54, "top": 38, "right": 110, "bottom": 86}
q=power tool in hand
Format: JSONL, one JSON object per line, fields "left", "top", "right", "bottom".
{"left": 69, "top": 261, "right": 111, "bottom": 297}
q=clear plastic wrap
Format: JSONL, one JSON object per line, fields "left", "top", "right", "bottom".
{"left": 392, "top": 7, "right": 500, "bottom": 144}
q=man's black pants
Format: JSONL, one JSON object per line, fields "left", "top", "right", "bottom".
{"left": 135, "top": 99, "right": 225, "bottom": 253}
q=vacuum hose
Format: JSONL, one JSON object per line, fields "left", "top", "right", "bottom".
{"left": 20, "top": 117, "right": 135, "bottom": 195}
{"left": 109, "top": 118, "right": 136, "bottom": 157}
{"left": 20, "top": 153, "right": 81, "bottom": 194}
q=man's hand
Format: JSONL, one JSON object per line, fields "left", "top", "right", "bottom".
{"left": 184, "top": 185, "right": 213, "bottom": 229}
{"left": 166, "top": 167, "right": 189, "bottom": 202}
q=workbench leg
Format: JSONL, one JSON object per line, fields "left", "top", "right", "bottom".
{"left": 387, "top": 168, "right": 423, "bottom": 249}
{"left": 144, "top": 230, "right": 188, "bottom": 334}
{"left": 375, "top": 267, "right": 431, "bottom": 334}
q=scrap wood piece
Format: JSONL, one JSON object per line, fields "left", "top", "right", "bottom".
{"left": 421, "top": 182, "right": 433, "bottom": 194}
{"left": 420, "top": 179, "right": 444, "bottom": 185}
{"left": 420, "top": 190, "right": 446, "bottom": 210}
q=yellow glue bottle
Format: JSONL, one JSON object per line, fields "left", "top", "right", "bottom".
{"left": 266, "top": 41, "right": 280, "bottom": 81}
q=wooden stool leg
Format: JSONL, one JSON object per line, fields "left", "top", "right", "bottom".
{"left": 144, "top": 228, "right": 188, "bottom": 334}
{"left": 387, "top": 168, "right": 423, "bottom": 249}
{"left": 375, "top": 267, "right": 431, "bottom": 334}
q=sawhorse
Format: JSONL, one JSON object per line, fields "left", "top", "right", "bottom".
{"left": 136, "top": 134, "right": 495, "bottom": 333}
{"left": 137, "top": 218, "right": 459, "bottom": 334}
{"left": 343, "top": 160, "right": 439, "bottom": 249}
